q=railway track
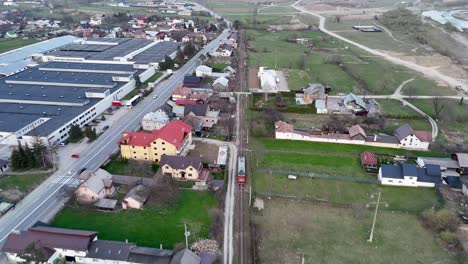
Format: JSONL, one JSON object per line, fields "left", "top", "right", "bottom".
{"left": 236, "top": 28, "right": 250, "bottom": 264}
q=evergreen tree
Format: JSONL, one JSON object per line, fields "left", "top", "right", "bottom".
{"left": 24, "top": 144, "right": 37, "bottom": 169}
{"left": 84, "top": 127, "right": 97, "bottom": 142}
{"left": 159, "top": 56, "right": 175, "bottom": 70}
{"left": 68, "top": 124, "right": 83, "bottom": 143}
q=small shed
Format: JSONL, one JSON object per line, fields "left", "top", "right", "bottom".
{"left": 361, "top": 151, "right": 378, "bottom": 172}
{"left": 94, "top": 198, "right": 118, "bottom": 211}
{"left": 122, "top": 185, "right": 151, "bottom": 210}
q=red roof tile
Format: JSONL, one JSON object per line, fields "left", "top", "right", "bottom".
{"left": 119, "top": 121, "right": 192, "bottom": 148}
{"left": 414, "top": 130, "right": 432, "bottom": 142}
{"left": 176, "top": 99, "right": 198, "bottom": 105}
{"left": 360, "top": 151, "right": 377, "bottom": 165}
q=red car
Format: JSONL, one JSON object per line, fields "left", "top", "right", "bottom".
{"left": 71, "top": 154, "right": 79, "bottom": 158}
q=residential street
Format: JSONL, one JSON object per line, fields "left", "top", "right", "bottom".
{"left": 0, "top": 28, "right": 230, "bottom": 249}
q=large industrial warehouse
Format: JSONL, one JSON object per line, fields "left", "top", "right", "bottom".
{"left": 0, "top": 37, "right": 179, "bottom": 146}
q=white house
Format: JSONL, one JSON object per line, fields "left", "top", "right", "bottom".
{"left": 315, "top": 99, "right": 328, "bottom": 114}
{"left": 75, "top": 169, "right": 115, "bottom": 204}
{"left": 394, "top": 124, "right": 432, "bottom": 150}
{"left": 195, "top": 65, "right": 213, "bottom": 77}
{"left": 122, "top": 185, "right": 150, "bottom": 209}
{"left": 142, "top": 109, "right": 169, "bottom": 131}
{"left": 378, "top": 164, "right": 442, "bottom": 187}
{"left": 212, "top": 76, "right": 229, "bottom": 90}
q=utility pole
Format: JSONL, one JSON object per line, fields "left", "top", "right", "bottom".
{"left": 367, "top": 192, "right": 387, "bottom": 243}
{"left": 184, "top": 223, "right": 190, "bottom": 248}
{"left": 269, "top": 169, "right": 272, "bottom": 199}
{"left": 249, "top": 185, "right": 252, "bottom": 207}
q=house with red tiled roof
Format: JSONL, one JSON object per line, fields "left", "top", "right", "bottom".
{"left": 361, "top": 151, "right": 378, "bottom": 172}
{"left": 118, "top": 121, "right": 192, "bottom": 163}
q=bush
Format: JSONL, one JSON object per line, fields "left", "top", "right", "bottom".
{"left": 439, "top": 230, "right": 458, "bottom": 245}
{"left": 421, "top": 209, "right": 458, "bottom": 233}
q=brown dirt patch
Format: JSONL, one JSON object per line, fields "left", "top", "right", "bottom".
{"left": 444, "top": 131, "right": 465, "bottom": 143}
{"left": 398, "top": 54, "right": 452, "bottom": 67}
{"left": 187, "top": 141, "right": 220, "bottom": 164}
{"left": 0, "top": 189, "right": 23, "bottom": 201}
{"left": 438, "top": 64, "right": 468, "bottom": 79}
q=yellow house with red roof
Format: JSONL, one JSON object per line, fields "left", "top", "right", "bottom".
{"left": 118, "top": 121, "right": 192, "bottom": 163}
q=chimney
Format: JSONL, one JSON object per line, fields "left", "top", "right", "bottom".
{"left": 374, "top": 135, "right": 377, "bottom": 142}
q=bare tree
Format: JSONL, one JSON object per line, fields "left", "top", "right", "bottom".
{"left": 432, "top": 98, "right": 446, "bottom": 121}
{"left": 149, "top": 175, "right": 180, "bottom": 206}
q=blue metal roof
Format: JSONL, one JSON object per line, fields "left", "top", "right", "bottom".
{"left": 380, "top": 164, "right": 403, "bottom": 179}
{"left": 402, "top": 163, "right": 418, "bottom": 177}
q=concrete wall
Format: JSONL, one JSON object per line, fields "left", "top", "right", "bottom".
{"left": 139, "top": 67, "right": 156, "bottom": 83}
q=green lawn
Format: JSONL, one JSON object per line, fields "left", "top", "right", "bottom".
{"left": 254, "top": 173, "right": 441, "bottom": 212}
{"left": 378, "top": 99, "right": 420, "bottom": 117}
{"left": 102, "top": 160, "right": 157, "bottom": 178}
{"left": 255, "top": 200, "right": 461, "bottom": 264}
{"left": 285, "top": 69, "right": 311, "bottom": 90}
{"left": 407, "top": 99, "right": 468, "bottom": 120}
{"left": 0, "top": 38, "right": 39, "bottom": 54}
{"left": 401, "top": 78, "right": 457, "bottom": 96}
{"left": 259, "top": 138, "right": 445, "bottom": 157}
{"left": 0, "top": 174, "right": 49, "bottom": 193}
{"left": 52, "top": 191, "right": 216, "bottom": 248}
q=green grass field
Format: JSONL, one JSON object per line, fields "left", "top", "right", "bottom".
{"left": 52, "top": 191, "right": 216, "bottom": 248}
{"left": 0, "top": 174, "right": 49, "bottom": 193}
{"left": 255, "top": 200, "right": 460, "bottom": 264}
{"left": 0, "top": 39, "right": 39, "bottom": 54}
{"left": 401, "top": 78, "right": 457, "bottom": 96}
{"left": 253, "top": 173, "right": 441, "bottom": 212}
{"left": 0, "top": 173, "right": 50, "bottom": 202}
{"left": 102, "top": 160, "right": 157, "bottom": 177}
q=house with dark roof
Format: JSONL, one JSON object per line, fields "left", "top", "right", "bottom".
{"left": 170, "top": 248, "right": 201, "bottom": 264}
{"left": 119, "top": 120, "right": 192, "bottom": 163}
{"left": 184, "top": 104, "right": 220, "bottom": 129}
{"left": 378, "top": 163, "right": 442, "bottom": 187}
{"left": 394, "top": 123, "right": 432, "bottom": 150}
{"left": 2, "top": 226, "right": 97, "bottom": 263}
{"left": 2, "top": 226, "right": 176, "bottom": 264}
{"left": 160, "top": 155, "right": 211, "bottom": 185}
{"left": 183, "top": 76, "right": 202, "bottom": 87}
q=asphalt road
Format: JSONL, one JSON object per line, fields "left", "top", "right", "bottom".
{"left": 0, "top": 28, "right": 231, "bottom": 247}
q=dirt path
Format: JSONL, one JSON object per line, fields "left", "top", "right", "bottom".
{"left": 292, "top": 1, "right": 468, "bottom": 92}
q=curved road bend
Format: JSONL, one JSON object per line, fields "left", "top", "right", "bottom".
{"left": 0, "top": 29, "right": 231, "bottom": 246}
{"left": 292, "top": 0, "right": 468, "bottom": 91}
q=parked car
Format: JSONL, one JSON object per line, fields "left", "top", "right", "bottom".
{"left": 153, "top": 95, "right": 158, "bottom": 99}
{"left": 71, "top": 154, "right": 79, "bottom": 158}
{"left": 460, "top": 215, "right": 468, "bottom": 224}
{"left": 103, "top": 125, "right": 109, "bottom": 131}
{"left": 58, "top": 142, "right": 68, "bottom": 146}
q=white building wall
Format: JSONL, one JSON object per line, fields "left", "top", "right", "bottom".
{"left": 400, "top": 135, "right": 429, "bottom": 150}
{"left": 122, "top": 197, "right": 143, "bottom": 209}
{"left": 138, "top": 67, "right": 156, "bottom": 83}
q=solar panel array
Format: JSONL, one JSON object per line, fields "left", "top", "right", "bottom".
{"left": 131, "top": 41, "right": 179, "bottom": 64}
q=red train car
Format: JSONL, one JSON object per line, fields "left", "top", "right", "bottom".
{"left": 237, "top": 155, "right": 246, "bottom": 184}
